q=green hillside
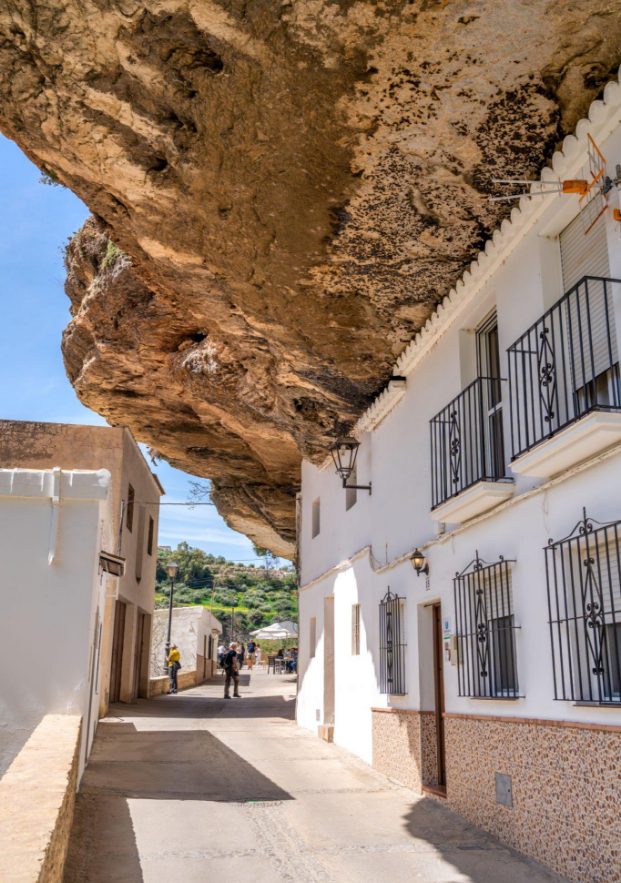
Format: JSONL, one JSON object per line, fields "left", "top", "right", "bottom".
{"left": 155, "top": 542, "right": 298, "bottom": 637}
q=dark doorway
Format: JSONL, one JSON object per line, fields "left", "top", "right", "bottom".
{"left": 109, "top": 600, "right": 127, "bottom": 704}
{"left": 132, "top": 611, "right": 146, "bottom": 700}
{"left": 432, "top": 603, "right": 447, "bottom": 792}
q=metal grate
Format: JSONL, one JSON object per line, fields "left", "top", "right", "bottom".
{"left": 507, "top": 277, "right": 621, "bottom": 460}
{"left": 454, "top": 553, "right": 520, "bottom": 698}
{"left": 379, "top": 589, "right": 406, "bottom": 695}
{"left": 430, "top": 377, "right": 508, "bottom": 509}
{"left": 545, "top": 509, "right": 621, "bottom": 705}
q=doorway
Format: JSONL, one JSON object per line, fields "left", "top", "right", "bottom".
{"left": 132, "top": 611, "right": 146, "bottom": 700}
{"left": 432, "top": 603, "right": 447, "bottom": 792}
{"left": 109, "top": 600, "right": 126, "bottom": 704}
{"left": 323, "top": 596, "right": 335, "bottom": 728}
{"left": 419, "top": 602, "right": 447, "bottom": 795}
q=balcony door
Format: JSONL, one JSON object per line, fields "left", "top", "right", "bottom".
{"left": 477, "top": 314, "right": 505, "bottom": 479}
{"left": 560, "top": 213, "right": 619, "bottom": 412}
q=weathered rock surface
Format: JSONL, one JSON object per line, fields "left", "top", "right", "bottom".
{"left": 0, "top": 1, "right": 620, "bottom": 556}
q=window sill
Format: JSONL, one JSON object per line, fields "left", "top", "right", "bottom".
{"left": 466, "top": 695, "right": 523, "bottom": 701}
{"left": 574, "top": 701, "right": 621, "bottom": 708}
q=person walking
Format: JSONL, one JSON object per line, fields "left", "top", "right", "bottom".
{"left": 166, "top": 644, "right": 181, "bottom": 694}
{"left": 247, "top": 639, "right": 256, "bottom": 670}
{"left": 223, "top": 642, "right": 241, "bottom": 699}
{"left": 255, "top": 644, "right": 262, "bottom": 667}
{"left": 238, "top": 642, "right": 246, "bottom": 669}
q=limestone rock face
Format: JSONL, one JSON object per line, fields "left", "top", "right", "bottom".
{"left": 0, "top": 0, "right": 620, "bottom": 556}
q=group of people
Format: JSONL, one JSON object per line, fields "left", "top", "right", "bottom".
{"left": 165, "top": 639, "right": 298, "bottom": 700}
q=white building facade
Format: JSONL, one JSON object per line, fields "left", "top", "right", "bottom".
{"left": 150, "top": 606, "right": 222, "bottom": 683}
{"left": 297, "top": 77, "right": 621, "bottom": 883}
{"left": 0, "top": 468, "right": 111, "bottom": 780}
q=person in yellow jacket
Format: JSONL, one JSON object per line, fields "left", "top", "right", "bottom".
{"left": 166, "top": 644, "right": 181, "bottom": 694}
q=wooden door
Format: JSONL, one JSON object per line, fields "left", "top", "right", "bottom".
{"left": 432, "top": 603, "right": 447, "bottom": 790}
{"left": 132, "top": 612, "right": 146, "bottom": 699}
{"left": 109, "top": 600, "right": 126, "bottom": 704}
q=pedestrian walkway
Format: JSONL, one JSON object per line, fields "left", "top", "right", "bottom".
{"left": 64, "top": 670, "right": 565, "bottom": 882}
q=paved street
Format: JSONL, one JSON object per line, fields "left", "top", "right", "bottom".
{"left": 64, "top": 671, "right": 565, "bottom": 882}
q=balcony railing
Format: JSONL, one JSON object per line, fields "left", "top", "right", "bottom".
{"left": 430, "top": 376, "right": 507, "bottom": 509}
{"left": 508, "top": 277, "right": 621, "bottom": 459}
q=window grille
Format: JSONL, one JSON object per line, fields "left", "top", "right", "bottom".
{"left": 352, "top": 604, "right": 361, "bottom": 655}
{"left": 545, "top": 509, "right": 621, "bottom": 705}
{"left": 379, "top": 590, "right": 406, "bottom": 695}
{"left": 430, "top": 376, "right": 507, "bottom": 509}
{"left": 454, "top": 553, "right": 520, "bottom": 698}
{"left": 507, "top": 277, "right": 621, "bottom": 459}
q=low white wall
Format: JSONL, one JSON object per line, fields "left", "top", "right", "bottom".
{"left": 0, "top": 468, "right": 109, "bottom": 780}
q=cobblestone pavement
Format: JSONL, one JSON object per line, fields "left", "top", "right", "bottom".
{"left": 64, "top": 670, "right": 566, "bottom": 882}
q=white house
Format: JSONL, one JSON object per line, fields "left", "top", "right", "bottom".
{"left": 150, "top": 606, "right": 222, "bottom": 685}
{"left": 0, "top": 468, "right": 112, "bottom": 781}
{"left": 297, "top": 75, "right": 621, "bottom": 883}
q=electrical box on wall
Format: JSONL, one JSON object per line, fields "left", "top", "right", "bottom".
{"left": 495, "top": 772, "right": 513, "bottom": 808}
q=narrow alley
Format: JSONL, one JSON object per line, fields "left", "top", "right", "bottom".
{"left": 63, "top": 672, "right": 565, "bottom": 883}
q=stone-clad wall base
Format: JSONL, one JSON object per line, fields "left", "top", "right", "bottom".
{"left": 444, "top": 715, "right": 621, "bottom": 883}
{"left": 371, "top": 708, "right": 439, "bottom": 791}
{"left": 372, "top": 709, "right": 621, "bottom": 883}
{"left": 371, "top": 708, "right": 423, "bottom": 792}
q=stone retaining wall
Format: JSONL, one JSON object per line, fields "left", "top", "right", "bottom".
{"left": 0, "top": 714, "right": 81, "bottom": 883}
{"left": 149, "top": 669, "right": 199, "bottom": 696}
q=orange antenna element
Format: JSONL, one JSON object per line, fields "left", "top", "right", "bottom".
{"left": 561, "top": 180, "right": 589, "bottom": 196}
{"left": 586, "top": 133, "right": 606, "bottom": 193}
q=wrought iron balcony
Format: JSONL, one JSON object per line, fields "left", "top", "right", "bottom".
{"left": 430, "top": 376, "right": 508, "bottom": 510}
{"left": 508, "top": 276, "right": 621, "bottom": 461}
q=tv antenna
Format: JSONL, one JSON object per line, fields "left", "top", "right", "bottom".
{"left": 489, "top": 135, "right": 621, "bottom": 233}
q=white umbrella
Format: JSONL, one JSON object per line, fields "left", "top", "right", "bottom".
{"left": 250, "top": 620, "right": 298, "bottom": 640}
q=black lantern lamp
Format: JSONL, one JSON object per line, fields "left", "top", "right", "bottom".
{"left": 410, "top": 548, "right": 429, "bottom": 577}
{"left": 329, "top": 438, "right": 372, "bottom": 494}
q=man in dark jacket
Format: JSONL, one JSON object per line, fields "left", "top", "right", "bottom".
{"left": 223, "top": 642, "right": 241, "bottom": 699}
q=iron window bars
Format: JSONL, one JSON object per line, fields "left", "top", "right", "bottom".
{"left": 430, "top": 376, "right": 508, "bottom": 509}
{"left": 454, "top": 553, "right": 520, "bottom": 698}
{"left": 379, "top": 589, "right": 406, "bottom": 695}
{"left": 545, "top": 509, "right": 621, "bottom": 705}
{"left": 507, "top": 276, "right": 621, "bottom": 459}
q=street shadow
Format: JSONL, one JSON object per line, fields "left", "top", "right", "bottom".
{"left": 403, "top": 798, "right": 564, "bottom": 883}
{"left": 110, "top": 691, "right": 296, "bottom": 721}
{"left": 63, "top": 722, "right": 294, "bottom": 882}
{"left": 82, "top": 722, "right": 294, "bottom": 802}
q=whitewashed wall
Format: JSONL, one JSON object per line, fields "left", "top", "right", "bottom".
{"left": 0, "top": 468, "right": 110, "bottom": 779}
{"left": 297, "top": 117, "right": 621, "bottom": 762}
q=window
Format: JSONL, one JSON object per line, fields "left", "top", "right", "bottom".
{"left": 379, "top": 590, "right": 406, "bottom": 694}
{"left": 545, "top": 509, "right": 621, "bottom": 704}
{"left": 345, "top": 466, "right": 357, "bottom": 511}
{"left": 453, "top": 554, "right": 519, "bottom": 698}
{"left": 311, "top": 498, "right": 320, "bottom": 538}
{"left": 309, "top": 617, "right": 317, "bottom": 658}
{"left": 126, "top": 484, "right": 135, "bottom": 533}
{"left": 147, "top": 516, "right": 154, "bottom": 556}
{"left": 476, "top": 312, "right": 505, "bottom": 480}
{"left": 352, "top": 604, "right": 361, "bottom": 655}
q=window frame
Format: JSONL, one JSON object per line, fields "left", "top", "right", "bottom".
{"left": 126, "top": 484, "right": 135, "bottom": 533}
{"left": 352, "top": 603, "right": 361, "bottom": 655}
{"left": 147, "top": 515, "right": 154, "bottom": 556}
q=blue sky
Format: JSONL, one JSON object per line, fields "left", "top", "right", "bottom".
{"left": 0, "top": 134, "right": 272, "bottom": 563}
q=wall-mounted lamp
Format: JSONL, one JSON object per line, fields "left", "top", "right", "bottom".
{"left": 410, "top": 548, "right": 429, "bottom": 577}
{"left": 329, "top": 438, "right": 372, "bottom": 495}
